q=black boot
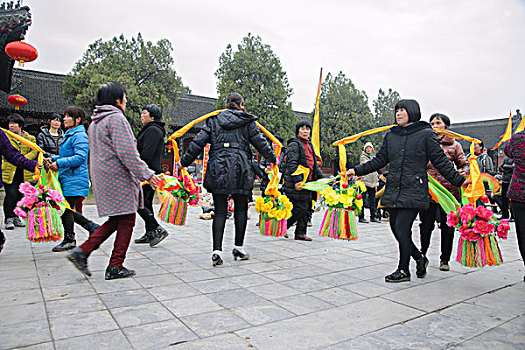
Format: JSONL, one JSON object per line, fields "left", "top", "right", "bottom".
{"left": 52, "top": 232, "right": 76, "bottom": 252}
{"left": 212, "top": 253, "right": 223, "bottom": 267}
{"left": 232, "top": 248, "right": 250, "bottom": 261}
{"left": 385, "top": 269, "right": 411, "bottom": 283}
{"left": 134, "top": 230, "right": 153, "bottom": 244}
{"left": 83, "top": 222, "right": 100, "bottom": 237}
{"left": 149, "top": 226, "right": 169, "bottom": 247}
{"left": 416, "top": 256, "right": 429, "bottom": 278}
{"left": 67, "top": 247, "right": 91, "bottom": 276}
{"left": 0, "top": 230, "right": 5, "bottom": 253}
{"left": 105, "top": 265, "right": 135, "bottom": 280}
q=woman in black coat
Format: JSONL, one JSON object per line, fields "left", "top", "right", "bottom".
{"left": 36, "top": 113, "right": 64, "bottom": 157}
{"left": 346, "top": 99, "right": 467, "bottom": 282}
{"left": 181, "top": 92, "right": 276, "bottom": 266}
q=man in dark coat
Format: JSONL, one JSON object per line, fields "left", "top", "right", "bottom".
{"left": 283, "top": 121, "right": 324, "bottom": 241}
{"left": 498, "top": 156, "right": 515, "bottom": 220}
{"left": 134, "top": 104, "right": 169, "bottom": 247}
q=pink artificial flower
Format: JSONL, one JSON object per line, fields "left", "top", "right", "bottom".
{"left": 476, "top": 205, "right": 493, "bottom": 221}
{"left": 19, "top": 182, "right": 39, "bottom": 197}
{"left": 21, "top": 195, "right": 38, "bottom": 208}
{"left": 473, "top": 220, "right": 495, "bottom": 236}
{"left": 459, "top": 203, "right": 477, "bottom": 224}
{"left": 458, "top": 226, "right": 479, "bottom": 242}
{"left": 496, "top": 220, "right": 510, "bottom": 240}
{"left": 446, "top": 212, "right": 459, "bottom": 227}
{"left": 14, "top": 207, "right": 28, "bottom": 219}
{"left": 48, "top": 189, "right": 64, "bottom": 203}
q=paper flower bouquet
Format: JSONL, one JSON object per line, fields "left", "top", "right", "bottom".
{"left": 15, "top": 182, "right": 64, "bottom": 242}
{"left": 157, "top": 170, "right": 200, "bottom": 225}
{"left": 318, "top": 180, "right": 365, "bottom": 240}
{"left": 255, "top": 192, "right": 293, "bottom": 237}
{"left": 446, "top": 198, "right": 510, "bottom": 268}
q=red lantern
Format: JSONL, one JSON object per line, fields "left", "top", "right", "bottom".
{"left": 5, "top": 41, "right": 38, "bottom": 66}
{"left": 7, "top": 94, "right": 27, "bottom": 110}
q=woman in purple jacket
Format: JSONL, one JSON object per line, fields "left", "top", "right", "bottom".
{"left": 504, "top": 129, "right": 525, "bottom": 282}
{"left": 0, "top": 129, "right": 40, "bottom": 253}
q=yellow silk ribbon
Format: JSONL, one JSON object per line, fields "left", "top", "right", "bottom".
{"left": 332, "top": 124, "right": 395, "bottom": 146}
{"left": 1, "top": 127, "right": 43, "bottom": 181}
{"left": 291, "top": 165, "right": 310, "bottom": 187}
{"left": 255, "top": 122, "right": 283, "bottom": 161}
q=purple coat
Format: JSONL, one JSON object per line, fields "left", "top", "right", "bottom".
{"left": 504, "top": 131, "right": 525, "bottom": 203}
{"left": 0, "top": 129, "right": 38, "bottom": 188}
{"left": 88, "top": 105, "right": 154, "bottom": 217}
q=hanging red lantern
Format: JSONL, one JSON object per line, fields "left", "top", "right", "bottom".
{"left": 5, "top": 41, "right": 38, "bottom": 66}
{"left": 7, "top": 94, "right": 27, "bottom": 110}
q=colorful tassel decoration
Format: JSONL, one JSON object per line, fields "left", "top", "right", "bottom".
{"left": 157, "top": 191, "right": 188, "bottom": 226}
{"left": 319, "top": 207, "right": 357, "bottom": 240}
{"left": 25, "top": 205, "right": 63, "bottom": 243}
{"left": 259, "top": 216, "right": 287, "bottom": 237}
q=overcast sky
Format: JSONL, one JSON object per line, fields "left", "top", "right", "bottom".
{"left": 17, "top": 0, "right": 525, "bottom": 122}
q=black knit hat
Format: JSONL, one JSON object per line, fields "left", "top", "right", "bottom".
{"left": 296, "top": 120, "right": 312, "bottom": 135}
{"left": 394, "top": 99, "right": 421, "bottom": 123}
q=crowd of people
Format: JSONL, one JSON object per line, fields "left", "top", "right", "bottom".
{"left": 0, "top": 85, "right": 523, "bottom": 284}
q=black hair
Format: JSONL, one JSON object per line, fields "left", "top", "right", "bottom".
{"left": 142, "top": 104, "right": 162, "bottom": 121}
{"left": 64, "top": 106, "right": 86, "bottom": 126}
{"left": 394, "top": 99, "right": 421, "bottom": 123}
{"left": 429, "top": 113, "right": 450, "bottom": 127}
{"left": 96, "top": 81, "right": 126, "bottom": 106}
{"left": 7, "top": 113, "right": 24, "bottom": 128}
{"left": 296, "top": 120, "right": 312, "bottom": 136}
{"left": 48, "top": 113, "right": 62, "bottom": 123}
{"left": 478, "top": 140, "right": 484, "bottom": 149}
{"left": 225, "top": 92, "right": 244, "bottom": 110}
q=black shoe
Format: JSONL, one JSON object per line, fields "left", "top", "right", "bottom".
{"left": 0, "top": 231, "right": 5, "bottom": 253}
{"left": 67, "top": 247, "right": 91, "bottom": 276}
{"left": 134, "top": 231, "right": 153, "bottom": 244}
{"left": 416, "top": 256, "right": 429, "bottom": 278}
{"left": 232, "top": 248, "right": 250, "bottom": 261}
{"left": 307, "top": 218, "right": 313, "bottom": 227}
{"left": 212, "top": 253, "right": 223, "bottom": 267}
{"left": 359, "top": 218, "right": 369, "bottom": 224}
{"left": 105, "top": 265, "right": 135, "bottom": 280}
{"left": 385, "top": 269, "right": 410, "bottom": 283}
{"left": 52, "top": 233, "right": 76, "bottom": 252}
{"left": 294, "top": 234, "right": 312, "bottom": 241}
{"left": 370, "top": 217, "right": 380, "bottom": 223}
{"left": 149, "top": 226, "right": 169, "bottom": 247}
{"left": 84, "top": 222, "right": 100, "bottom": 237}
{"left": 284, "top": 234, "right": 289, "bottom": 238}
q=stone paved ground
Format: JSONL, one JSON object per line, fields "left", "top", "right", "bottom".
{"left": 1, "top": 205, "right": 524, "bottom": 350}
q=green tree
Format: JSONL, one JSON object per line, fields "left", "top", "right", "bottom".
{"left": 373, "top": 88, "right": 401, "bottom": 127}
{"left": 318, "top": 72, "right": 374, "bottom": 166}
{"left": 63, "top": 33, "right": 187, "bottom": 133}
{"left": 215, "top": 33, "right": 296, "bottom": 139}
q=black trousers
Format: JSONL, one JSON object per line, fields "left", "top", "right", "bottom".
{"left": 3, "top": 169, "right": 23, "bottom": 219}
{"left": 388, "top": 208, "right": 423, "bottom": 272}
{"left": 419, "top": 202, "right": 455, "bottom": 263}
{"left": 359, "top": 186, "right": 377, "bottom": 220}
{"left": 500, "top": 182, "right": 511, "bottom": 219}
{"left": 511, "top": 200, "right": 525, "bottom": 265}
{"left": 212, "top": 193, "right": 249, "bottom": 251}
{"left": 137, "top": 184, "right": 160, "bottom": 231}
{"left": 287, "top": 196, "right": 310, "bottom": 236}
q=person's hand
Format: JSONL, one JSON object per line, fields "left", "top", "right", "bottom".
{"left": 148, "top": 174, "right": 161, "bottom": 189}
{"left": 49, "top": 162, "right": 59, "bottom": 171}
{"left": 176, "top": 161, "right": 183, "bottom": 169}
{"left": 346, "top": 169, "right": 356, "bottom": 179}
{"left": 294, "top": 182, "right": 303, "bottom": 191}
{"left": 461, "top": 179, "right": 472, "bottom": 188}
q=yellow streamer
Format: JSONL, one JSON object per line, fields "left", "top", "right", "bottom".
{"left": 1, "top": 127, "right": 44, "bottom": 182}
{"left": 433, "top": 128, "right": 481, "bottom": 144}
{"left": 333, "top": 124, "right": 395, "bottom": 146}
{"left": 291, "top": 165, "right": 310, "bottom": 187}
{"left": 255, "top": 121, "right": 283, "bottom": 161}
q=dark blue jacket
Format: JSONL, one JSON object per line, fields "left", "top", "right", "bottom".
{"left": 52, "top": 125, "right": 90, "bottom": 197}
{"left": 0, "top": 129, "right": 38, "bottom": 188}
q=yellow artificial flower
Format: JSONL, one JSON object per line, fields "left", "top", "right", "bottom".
{"left": 255, "top": 196, "right": 265, "bottom": 212}
{"left": 262, "top": 201, "right": 274, "bottom": 212}
{"left": 355, "top": 198, "right": 363, "bottom": 210}
{"left": 356, "top": 180, "right": 367, "bottom": 192}
{"left": 268, "top": 208, "right": 278, "bottom": 219}
{"left": 278, "top": 195, "right": 289, "bottom": 204}
{"left": 284, "top": 202, "right": 293, "bottom": 211}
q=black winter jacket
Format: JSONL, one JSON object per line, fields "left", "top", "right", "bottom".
{"left": 180, "top": 109, "right": 276, "bottom": 195}
{"left": 498, "top": 157, "right": 514, "bottom": 183}
{"left": 137, "top": 121, "right": 166, "bottom": 174}
{"left": 354, "top": 121, "right": 465, "bottom": 210}
{"left": 282, "top": 137, "right": 324, "bottom": 201}
{"left": 36, "top": 126, "right": 64, "bottom": 157}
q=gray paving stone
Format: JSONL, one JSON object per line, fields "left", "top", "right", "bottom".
{"left": 12, "top": 342, "right": 55, "bottom": 350}
{"left": 49, "top": 310, "right": 119, "bottom": 340}
{"left": 282, "top": 276, "right": 331, "bottom": 293}
{"left": 163, "top": 294, "right": 223, "bottom": 317}
{"left": 0, "top": 287, "right": 43, "bottom": 307}
{"left": 134, "top": 273, "right": 183, "bottom": 288}
{"left": 273, "top": 294, "right": 333, "bottom": 315}
{"left": 307, "top": 286, "right": 367, "bottom": 306}
{"left": 169, "top": 333, "right": 253, "bottom": 350}
{"left": 175, "top": 269, "right": 219, "bottom": 282}
{"left": 181, "top": 309, "right": 251, "bottom": 337}
{"left": 90, "top": 277, "right": 143, "bottom": 293}
{"left": 0, "top": 302, "right": 47, "bottom": 325}
{"left": 41, "top": 280, "right": 96, "bottom": 301}
{"left": 0, "top": 319, "right": 52, "bottom": 349}
{"left": 54, "top": 329, "right": 133, "bottom": 350}
{"left": 110, "top": 302, "right": 174, "bottom": 328}
{"left": 0, "top": 277, "right": 40, "bottom": 293}
{"left": 228, "top": 272, "right": 275, "bottom": 287}
{"left": 230, "top": 301, "right": 295, "bottom": 326}
{"left": 123, "top": 319, "right": 198, "bottom": 349}
{"left": 99, "top": 289, "right": 155, "bottom": 308}
{"left": 248, "top": 282, "right": 301, "bottom": 300}
{"left": 340, "top": 280, "right": 394, "bottom": 297}
{"left": 208, "top": 288, "right": 269, "bottom": 308}
{"left": 46, "top": 294, "right": 106, "bottom": 318}
{"left": 147, "top": 283, "right": 201, "bottom": 301}
{"left": 190, "top": 277, "right": 240, "bottom": 294}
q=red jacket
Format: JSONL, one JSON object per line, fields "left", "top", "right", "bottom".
{"left": 427, "top": 136, "right": 469, "bottom": 200}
